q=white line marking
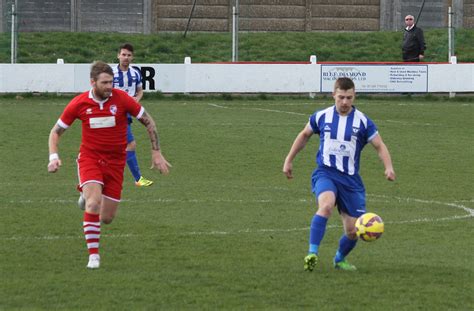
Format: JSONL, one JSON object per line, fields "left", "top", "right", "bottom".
{"left": 208, "top": 103, "right": 229, "bottom": 109}
{"left": 208, "top": 103, "right": 307, "bottom": 116}
{"left": 377, "top": 119, "right": 433, "bottom": 126}
{"left": 1, "top": 195, "right": 472, "bottom": 241}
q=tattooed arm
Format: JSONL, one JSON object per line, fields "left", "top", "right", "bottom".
{"left": 138, "top": 111, "right": 160, "bottom": 150}
{"left": 138, "top": 111, "right": 171, "bottom": 174}
{"left": 48, "top": 124, "right": 67, "bottom": 173}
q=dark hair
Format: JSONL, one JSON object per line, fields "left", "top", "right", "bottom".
{"left": 119, "top": 43, "right": 134, "bottom": 53}
{"left": 334, "top": 77, "right": 355, "bottom": 91}
{"left": 90, "top": 61, "right": 113, "bottom": 81}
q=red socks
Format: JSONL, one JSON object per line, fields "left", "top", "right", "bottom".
{"left": 83, "top": 212, "right": 100, "bottom": 255}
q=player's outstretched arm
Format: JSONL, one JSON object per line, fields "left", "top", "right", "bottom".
{"left": 370, "top": 134, "right": 396, "bottom": 181}
{"left": 138, "top": 111, "right": 172, "bottom": 175}
{"left": 48, "top": 124, "right": 66, "bottom": 173}
{"left": 283, "top": 123, "right": 313, "bottom": 179}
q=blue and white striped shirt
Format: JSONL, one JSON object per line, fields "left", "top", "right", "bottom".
{"left": 309, "top": 105, "right": 378, "bottom": 176}
{"left": 112, "top": 65, "right": 142, "bottom": 97}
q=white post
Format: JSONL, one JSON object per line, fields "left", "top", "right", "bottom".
{"left": 232, "top": 1, "right": 239, "bottom": 62}
{"left": 10, "top": 3, "right": 17, "bottom": 64}
{"left": 448, "top": 6, "right": 456, "bottom": 98}
{"left": 309, "top": 55, "right": 318, "bottom": 98}
{"left": 448, "top": 6, "right": 453, "bottom": 61}
{"left": 232, "top": 6, "right": 236, "bottom": 62}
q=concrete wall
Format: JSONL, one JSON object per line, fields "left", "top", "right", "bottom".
{"left": 1, "top": 0, "right": 473, "bottom": 33}
{"left": 465, "top": 0, "right": 474, "bottom": 28}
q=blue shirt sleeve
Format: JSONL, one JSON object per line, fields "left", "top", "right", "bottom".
{"left": 309, "top": 113, "right": 320, "bottom": 134}
{"left": 366, "top": 117, "right": 378, "bottom": 142}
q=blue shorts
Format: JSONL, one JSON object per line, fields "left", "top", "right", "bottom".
{"left": 127, "top": 124, "right": 135, "bottom": 144}
{"left": 311, "top": 167, "right": 366, "bottom": 218}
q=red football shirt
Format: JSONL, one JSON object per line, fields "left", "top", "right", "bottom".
{"left": 58, "top": 89, "right": 144, "bottom": 156}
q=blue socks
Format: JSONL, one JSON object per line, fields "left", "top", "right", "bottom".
{"left": 308, "top": 215, "right": 328, "bottom": 254}
{"left": 308, "top": 214, "right": 358, "bottom": 262}
{"left": 126, "top": 151, "right": 142, "bottom": 182}
{"left": 334, "top": 235, "right": 358, "bottom": 263}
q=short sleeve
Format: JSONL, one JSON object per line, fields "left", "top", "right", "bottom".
{"left": 136, "top": 70, "right": 143, "bottom": 88}
{"left": 309, "top": 113, "right": 320, "bottom": 134}
{"left": 366, "top": 117, "right": 378, "bottom": 142}
{"left": 58, "top": 98, "right": 79, "bottom": 128}
{"left": 132, "top": 66, "right": 143, "bottom": 88}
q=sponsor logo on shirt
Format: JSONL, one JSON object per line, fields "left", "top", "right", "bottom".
{"left": 89, "top": 116, "right": 116, "bottom": 129}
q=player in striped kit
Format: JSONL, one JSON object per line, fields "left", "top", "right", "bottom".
{"left": 48, "top": 61, "right": 171, "bottom": 269}
{"left": 113, "top": 43, "right": 154, "bottom": 187}
{"left": 283, "top": 77, "right": 396, "bottom": 271}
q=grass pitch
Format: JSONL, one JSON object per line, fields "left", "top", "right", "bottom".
{"left": 0, "top": 96, "right": 472, "bottom": 310}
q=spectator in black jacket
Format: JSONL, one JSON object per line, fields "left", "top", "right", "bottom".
{"left": 402, "top": 15, "right": 426, "bottom": 62}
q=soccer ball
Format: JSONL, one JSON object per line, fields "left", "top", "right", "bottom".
{"left": 355, "top": 212, "right": 384, "bottom": 242}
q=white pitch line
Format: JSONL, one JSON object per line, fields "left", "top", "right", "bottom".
{"left": 208, "top": 103, "right": 229, "bottom": 109}
{"left": 379, "top": 119, "right": 433, "bottom": 126}
{"left": 1, "top": 195, "right": 472, "bottom": 241}
{"left": 208, "top": 103, "right": 307, "bottom": 116}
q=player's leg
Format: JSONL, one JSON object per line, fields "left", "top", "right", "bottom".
{"left": 305, "top": 170, "right": 337, "bottom": 271}
{"left": 101, "top": 161, "right": 125, "bottom": 224}
{"left": 333, "top": 189, "right": 365, "bottom": 271}
{"left": 100, "top": 196, "right": 120, "bottom": 224}
{"left": 310, "top": 191, "right": 336, "bottom": 253}
{"left": 82, "top": 182, "right": 104, "bottom": 269}
{"left": 305, "top": 191, "right": 336, "bottom": 270}
{"left": 126, "top": 124, "right": 153, "bottom": 186}
{"left": 333, "top": 212, "right": 358, "bottom": 271}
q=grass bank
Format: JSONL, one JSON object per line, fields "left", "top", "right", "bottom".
{"left": 0, "top": 29, "right": 473, "bottom": 64}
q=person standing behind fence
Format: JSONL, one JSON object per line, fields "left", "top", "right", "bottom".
{"left": 402, "top": 15, "right": 426, "bottom": 62}
{"left": 113, "top": 43, "right": 154, "bottom": 187}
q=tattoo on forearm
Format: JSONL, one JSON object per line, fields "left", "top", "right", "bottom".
{"left": 54, "top": 125, "right": 66, "bottom": 136}
{"left": 150, "top": 130, "right": 160, "bottom": 151}
{"left": 139, "top": 112, "right": 160, "bottom": 150}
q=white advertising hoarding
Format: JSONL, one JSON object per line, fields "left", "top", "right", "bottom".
{"left": 0, "top": 63, "right": 472, "bottom": 93}
{"left": 320, "top": 64, "right": 428, "bottom": 93}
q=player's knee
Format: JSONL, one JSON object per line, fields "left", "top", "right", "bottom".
{"left": 85, "top": 199, "right": 101, "bottom": 214}
{"left": 101, "top": 216, "right": 114, "bottom": 225}
{"left": 316, "top": 204, "right": 333, "bottom": 217}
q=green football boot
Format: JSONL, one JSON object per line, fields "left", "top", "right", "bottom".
{"left": 334, "top": 259, "right": 357, "bottom": 271}
{"left": 304, "top": 253, "right": 318, "bottom": 272}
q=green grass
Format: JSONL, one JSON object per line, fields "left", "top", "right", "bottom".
{"left": 1, "top": 29, "right": 474, "bottom": 63}
{"left": 0, "top": 96, "right": 473, "bottom": 309}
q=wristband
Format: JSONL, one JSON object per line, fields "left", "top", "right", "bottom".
{"left": 49, "top": 153, "right": 59, "bottom": 161}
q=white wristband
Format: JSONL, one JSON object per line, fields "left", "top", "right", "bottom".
{"left": 49, "top": 153, "right": 59, "bottom": 161}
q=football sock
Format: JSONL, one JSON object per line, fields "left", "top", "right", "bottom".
{"left": 127, "top": 151, "right": 142, "bottom": 182}
{"left": 308, "top": 215, "right": 328, "bottom": 254}
{"left": 334, "top": 235, "right": 357, "bottom": 263}
{"left": 83, "top": 212, "right": 100, "bottom": 255}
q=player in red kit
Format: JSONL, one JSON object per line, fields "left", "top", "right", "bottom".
{"left": 47, "top": 61, "right": 171, "bottom": 269}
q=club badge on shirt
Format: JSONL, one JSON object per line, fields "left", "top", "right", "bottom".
{"left": 110, "top": 105, "right": 117, "bottom": 115}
